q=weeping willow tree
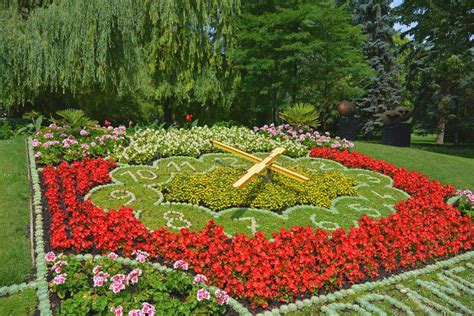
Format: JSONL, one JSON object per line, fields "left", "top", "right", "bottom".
{"left": 0, "top": 0, "right": 240, "bottom": 123}
{"left": 138, "top": 0, "right": 240, "bottom": 122}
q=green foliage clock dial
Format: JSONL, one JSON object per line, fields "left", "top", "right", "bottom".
{"left": 87, "top": 155, "right": 410, "bottom": 237}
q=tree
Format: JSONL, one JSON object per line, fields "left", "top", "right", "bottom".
{"left": 139, "top": 0, "right": 240, "bottom": 123}
{"left": 350, "top": 0, "right": 401, "bottom": 137}
{"left": 232, "top": 0, "right": 371, "bottom": 128}
{"left": 0, "top": 0, "right": 239, "bottom": 124}
{"left": 396, "top": 0, "right": 473, "bottom": 144}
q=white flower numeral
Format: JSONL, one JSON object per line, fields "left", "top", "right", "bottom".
{"left": 348, "top": 203, "right": 382, "bottom": 218}
{"left": 371, "top": 190, "right": 397, "bottom": 200}
{"left": 163, "top": 211, "right": 192, "bottom": 230}
{"left": 311, "top": 161, "right": 334, "bottom": 171}
{"left": 119, "top": 169, "right": 157, "bottom": 182}
{"left": 310, "top": 215, "right": 340, "bottom": 231}
{"left": 109, "top": 190, "right": 136, "bottom": 205}
{"left": 357, "top": 174, "right": 381, "bottom": 184}
{"left": 234, "top": 217, "right": 259, "bottom": 235}
{"left": 167, "top": 161, "right": 197, "bottom": 172}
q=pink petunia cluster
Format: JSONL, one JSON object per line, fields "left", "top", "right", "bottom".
{"left": 92, "top": 266, "right": 110, "bottom": 287}
{"left": 457, "top": 189, "right": 474, "bottom": 202}
{"left": 127, "top": 269, "right": 142, "bottom": 284}
{"left": 255, "top": 123, "right": 354, "bottom": 150}
{"left": 193, "top": 274, "right": 208, "bottom": 284}
{"left": 214, "top": 289, "right": 230, "bottom": 305}
{"left": 45, "top": 251, "right": 56, "bottom": 262}
{"left": 51, "top": 261, "right": 68, "bottom": 273}
{"left": 110, "top": 303, "right": 155, "bottom": 316}
{"left": 110, "top": 274, "right": 127, "bottom": 293}
{"left": 196, "top": 288, "right": 210, "bottom": 301}
{"left": 132, "top": 250, "right": 149, "bottom": 263}
{"left": 173, "top": 259, "right": 189, "bottom": 271}
{"left": 53, "top": 274, "right": 67, "bottom": 285}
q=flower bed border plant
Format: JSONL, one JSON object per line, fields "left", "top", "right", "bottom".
{"left": 28, "top": 137, "right": 52, "bottom": 315}
{"left": 37, "top": 141, "right": 473, "bottom": 310}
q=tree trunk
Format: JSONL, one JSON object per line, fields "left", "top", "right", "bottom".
{"left": 435, "top": 117, "right": 445, "bottom": 145}
{"left": 163, "top": 98, "right": 173, "bottom": 124}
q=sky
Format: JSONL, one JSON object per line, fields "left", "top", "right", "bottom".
{"left": 391, "top": 0, "right": 409, "bottom": 33}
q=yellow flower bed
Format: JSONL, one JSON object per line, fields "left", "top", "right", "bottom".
{"left": 164, "top": 167, "right": 357, "bottom": 212}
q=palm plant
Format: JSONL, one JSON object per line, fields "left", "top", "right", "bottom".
{"left": 54, "top": 109, "right": 98, "bottom": 128}
{"left": 279, "top": 103, "right": 320, "bottom": 128}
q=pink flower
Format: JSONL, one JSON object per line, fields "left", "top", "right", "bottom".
{"left": 32, "top": 139, "right": 41, "bottom": 147}
{"left": 53, "top": 274, "right": 67, "bottom": 285}
{"left": 90, "top": 141, "right": 96, "bottom": 147}
{"left": 35, "top": 152, "right": 42, "bottom": 158}
{"left": 45, "top": 251, "right": 56, "bottom": 262}
{"left": 110, "top": 305, "right": 123, "bottom": 316}
{"left": 92, "top": 265, "right": 101, "bottom": 274}
{"left": 197, "top": 288, "right": 210, "bottom": 301}
{"left": 193, "top": 274, "right": 208, "bottom": 284}
{"left": 173, "top": 259, "right": 189, "bottom": 271}
{"left": 111, "top": 274, "right": 127, "bottom": 284}
{"left": 127, "top": 269, "right": 142, "bottom": 284}
{"left": 81, "top": 143, "right": 89, "bottom": 150}
{"left": 132, "top": 250, "right": 149, "bottom": 263}
{"left": 44, "top": 132, "right": 54, "bottom": 139}
{"left": 141, "top": 302, "right": 155, "bottom": 316}
{"left": 468, "top": 194, "right": 474, "bottom": 202}
{"left": 108, "top": 252, "right": 118, "bottom": 259}
{"left": 214, "top": 289, "right": 230, "bottom": 305}
{"left": 52, "top": 261, "right": 68, "bottom": 273}
{"left": 80, "top": 129, "right": 89, "bottom": 136}
{"left": 93, "top": 272, "right": 109, "bottom": 287}
{"left": 128, "top": 310, "right": 143, "bottom": 316}
{"left": 110, "top": 281, "right": 126, "bottom": 294}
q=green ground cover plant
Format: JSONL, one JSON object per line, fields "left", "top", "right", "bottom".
{"left": 88, "top": 153, "right": 409, "bottom": 237}
{"left": 0, "top": 137, "right": 31, "bottom": 286}
{"left": 288, "top": 255, "right": 474, "bottom": 315}
{"left": 0, "top": 288, "right": 37, "bottom": 315}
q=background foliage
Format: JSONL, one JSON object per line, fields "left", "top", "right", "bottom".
{"left": 0, "top": 0, "right": 472, "bottom": 142}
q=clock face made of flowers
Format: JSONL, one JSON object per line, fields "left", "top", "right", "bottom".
{"left": 86, "top": 153, "right": 410, "bottom": 237}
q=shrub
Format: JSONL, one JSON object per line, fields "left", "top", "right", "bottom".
{"left": 164, "top": 166, "right": 357, "bottom": 211}
{"left": 279, "top": 103, "right": 320, "bottom": 128}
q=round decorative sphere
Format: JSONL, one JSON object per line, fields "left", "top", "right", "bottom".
{"left": 337, "top": 101, "right": 355, "bottom": 117}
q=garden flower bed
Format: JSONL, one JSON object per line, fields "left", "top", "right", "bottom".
{"left": 27, "top": 126, "right": 472, "bottom": 314}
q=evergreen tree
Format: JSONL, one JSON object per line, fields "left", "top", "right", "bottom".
{"left": 351, "top": 0, "right": 401, "bottom": 136}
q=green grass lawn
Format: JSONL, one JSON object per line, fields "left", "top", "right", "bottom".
{"left": 0, "top": 288, "right": 37, "bottom": 315}
{"left": 0, "top": 137, "right": 32, "bottom": 286}
{"left": 354, "top": 140, "right": 474, "bottom": 190}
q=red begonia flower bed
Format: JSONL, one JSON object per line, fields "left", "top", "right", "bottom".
{"left": 40, "top": 151, "right": 473, "bottom": 308}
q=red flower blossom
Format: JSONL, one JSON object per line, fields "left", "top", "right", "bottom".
{"left": 186, "top": 114, "right": 193, "bottom": 123}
